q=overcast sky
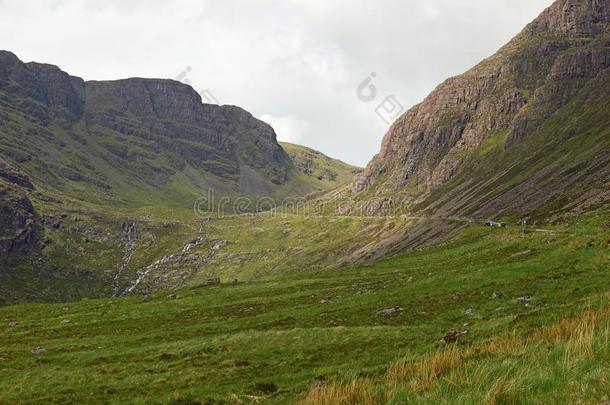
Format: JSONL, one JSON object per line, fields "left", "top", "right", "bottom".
{"left": 0, "top": 0, "right": 553, "bottom": 166}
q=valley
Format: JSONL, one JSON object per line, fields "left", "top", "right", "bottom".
{"left": 1, "top": 0, "right": 609, "bottom": 403}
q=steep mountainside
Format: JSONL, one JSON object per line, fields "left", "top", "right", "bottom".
{"left": 349, "top": 0, "right": 610, "bottom": 222}
{"left": 0, "top": 51, "right": 343, "bottom": 209}
{"left": 280, "top": 142, "right": 362, "bottom": 191}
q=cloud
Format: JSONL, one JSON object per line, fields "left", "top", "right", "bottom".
{"left": 0, "top": 0, "right": 553, "bottom": 166}
{"left": 259, "top": 114, "right": 310, "bottom": 144}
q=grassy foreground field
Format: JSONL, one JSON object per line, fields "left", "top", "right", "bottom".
{"left": 1, "top": 207, "right": 609, "bottom": 404}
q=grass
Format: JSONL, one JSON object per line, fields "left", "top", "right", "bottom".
{"left": 298, "top": 379, "right": 376, "bottom": 405}
{"left": 197, "top": 213, "right": 414, "bottom": 282}
{"left": 280, "top": 142, "right": 361, "bottom": 191}
{"left": 300, "top": 304, "right": 610, "bottom": 404}
{"left": 0, "top": 206, "right": 608, "bottom": 404}
{"left": 385, "top": 347, "right": 463, "bottom": 393}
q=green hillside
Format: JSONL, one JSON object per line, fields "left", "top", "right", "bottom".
{"left": 280, "top": 142, "right": 361, "bottom": 192}
{"left": 1, "top": 206, "right": 608, "bottom": 404}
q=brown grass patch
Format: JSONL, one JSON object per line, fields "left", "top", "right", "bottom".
{"left": 478, "top": 332, "right": 526, "bottom": 358}
{"left": 565, "top": 311, "right": 596, "bottom": 360}
{"left": 533, "top": 309, "right": 600, "bottom": 361}
{"left": 386, "top": 346, "right": 464, "bottom": 394}
{"left": 297, "top": 378, "right": 376, "bottom": 405}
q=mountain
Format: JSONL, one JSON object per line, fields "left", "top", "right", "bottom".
{"left": 0, "top": 52, "right": 362, "bottom": 305}
{"left": 348, "top": 0, "right": 610, "bottom": 222}
{"left": 280, "top": 142, "right": 362, "bottom": 191}
{"left": 0, "top": 51, "right": 350, "bottom": 209}
{"left": 2, "top": 0, "right": 609, "bottom": 304}
{"left": 1, "top": 2, "right": 609, "bottom": 402}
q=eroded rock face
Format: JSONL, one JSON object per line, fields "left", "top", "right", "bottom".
{"left": 0, "top": 184, "right": 40, "bottom": 254}
{"left": 528, "top": 0, "right": 610, "bottom": 36}
{"left": 356, "top": 0, "right": 610, "bottom": 217}
{"left": 0, "top": 160, "right": 39, "bottom": 254}
{"left": 84, "top": 78, "right": 292, "bottom": 186}
{"left": 0, "top": 159, "right": 33, "bottom": 189}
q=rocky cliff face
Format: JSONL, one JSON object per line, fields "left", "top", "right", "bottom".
{"left": 0, "top": 51, "right": 301, "bottom": 205}
{"left": 355, "top": 0, "right": 610, "bottom": 220}
{"left": 0, "top": 185, "right": 39, "bottom": 254}
{"left": 0, "top": 161, "right": 39, "bottom": 254}
{"left": 84, "top": 78, "right": 290, "bottom": 186}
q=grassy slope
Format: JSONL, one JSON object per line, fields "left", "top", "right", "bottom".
{"left": 0, "top": 194, "right": 198, "bottom": 305}
{"left": 302, "top": 304, "right": 610, "bottom": 404}
{"left": 0, "top": 189, "right": 416, "bottom": 304}
{"left": 1, "top": 173, "right": 417, "bottom": 305}
{"left": 1, "top": 206, "right": 608, "bottom": 404}
{"left": 196, "top": 214, "right": 415, "bottom": 282}
{"left": 280, "top": 142, "right": 361, "bottom": 192}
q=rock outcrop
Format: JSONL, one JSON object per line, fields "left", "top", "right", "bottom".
{"left": 0, "top": 183, "right": 40, "bottom": 254}
{"left": 0, "top": 158, "right": 39, "bottom": 254}
{"left": 84, "top": 78, "right": 290, "bottom": 184}
{"left": 0, "top": 159, "right": 33, "bottom": 189}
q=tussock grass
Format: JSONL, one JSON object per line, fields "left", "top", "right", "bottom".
{"left": 386, "top": 346, "right": 464, "bottom": 393}
{"left": 484, "top": 375, "right": 521, "bottom": 405}
{"left": 565, "top": 310, "right": 597, "bottom": 361}
{"left": 534, "top": 308, "right": 603, "bottom": 362}
{"left": 478, "top": 332, "right": 526, "bottom": 359}
{"left": 298, "top": 378, "right": 376, "bottom": 405}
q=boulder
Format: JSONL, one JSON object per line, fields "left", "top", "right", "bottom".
{"left": 441, "top": 330, "right": 469, "bottom": 344}
{"left": 376, "top": 306, "right": 403, "bottom": 316}
{"left": 204, "top": 277, "right": 221, "bottom": 286}
{"left": 491, "top": 291, "right": 504, "bottom": 300}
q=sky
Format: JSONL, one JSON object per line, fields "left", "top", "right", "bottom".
{"left": 0, "top": 0, "right": 553, "bottom": 166}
